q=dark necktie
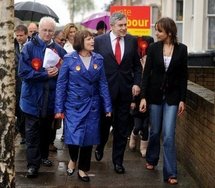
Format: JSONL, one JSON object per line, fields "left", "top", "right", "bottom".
{"left": 115, "top": 37, "right": 121, "bottom": 64}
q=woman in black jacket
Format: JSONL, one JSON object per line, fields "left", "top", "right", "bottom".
{"left": 139, "top": 17, "right": 188, "bottom": 185}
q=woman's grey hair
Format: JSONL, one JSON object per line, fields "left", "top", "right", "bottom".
{"left": 110, "top": 12, "right": 126, "bottom": 26}
{"left": 39, "top": 16, "right": 56, "bottom": 30}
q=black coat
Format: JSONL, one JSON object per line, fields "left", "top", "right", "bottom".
{"left": 141, "top": 41, "right": 188, "bottom": 105}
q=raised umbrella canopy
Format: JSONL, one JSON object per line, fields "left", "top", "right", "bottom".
{"left": 15, "top": 1, "right": 59, "bottom": 23}
{"left": 81, "top": 11, "right": 110, "bottom": 30}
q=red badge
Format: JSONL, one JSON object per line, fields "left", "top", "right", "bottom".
{"left": 138, "top": 38, "right": 148, "bottom": 57}
{"left": 31, "top": 58, "right": 42, "bottom": 71}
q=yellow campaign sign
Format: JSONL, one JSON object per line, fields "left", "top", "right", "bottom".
{"left": 110, "top": 6, "right": 151, "bottom": 36}
{"left": 128, "top": 29, "right": 151, "bottom": 36}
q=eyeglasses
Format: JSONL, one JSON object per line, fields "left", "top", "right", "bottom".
{"left": 41, "top": 29, "right": 54, "bottom": 34}
{"left": 60, "top": 39, "right": 66, "bottom": 42}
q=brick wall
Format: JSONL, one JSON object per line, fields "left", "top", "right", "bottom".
{"left": 176, "top": 81, "right": 215, "bottom": 188}
{"left": 188, "top": 66, "right": 215, "bottom": 91}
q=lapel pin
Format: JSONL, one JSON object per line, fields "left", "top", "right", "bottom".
{"left": 76, "top": 65, "right": 81, "bottom": 71}
{"left": 93, "top": 64, "right": 98, "bottom": 69}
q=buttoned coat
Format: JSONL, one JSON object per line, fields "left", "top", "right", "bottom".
{"left": 55, "top": 51, "right": 112, "bottom": 146}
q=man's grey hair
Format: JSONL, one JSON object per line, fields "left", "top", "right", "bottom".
{"left": 110, "top": 12, "right": 126, "bottom": 26}
{"left": 39, "top": 16, "right": 56, "bottom": 30}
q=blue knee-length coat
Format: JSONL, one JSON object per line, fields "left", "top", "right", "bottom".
{"left": 55, "top": 51, "right": 112, "bottom": 146}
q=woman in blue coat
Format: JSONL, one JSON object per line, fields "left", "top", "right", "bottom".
{"left": 55, "top": 30, "right": 112, "bottom": 182}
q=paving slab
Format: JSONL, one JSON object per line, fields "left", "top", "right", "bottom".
{"left": 15, "top": 128, "right": 199, "bottom": 188}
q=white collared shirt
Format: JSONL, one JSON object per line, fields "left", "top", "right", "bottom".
{"left": 19, "top": 39, "right": 28, "bottom": 52}
{"left": 110, "top": 32, "right": 124, "bottom": 60}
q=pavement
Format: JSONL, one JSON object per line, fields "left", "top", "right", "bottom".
{"left": 15, "top": 127, "right": 199, "bottom": 188}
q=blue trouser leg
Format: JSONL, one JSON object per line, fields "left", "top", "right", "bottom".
{"left": 146, "top": 102, "right": 178, "bottom": 181}
{"left": 146, "top": 104, "right": 162, "bottom": 166}
{"left": 162, "top": 103, "right": 178, "bottom": 181}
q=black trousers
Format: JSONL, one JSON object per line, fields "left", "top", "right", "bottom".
{"left": 96, "top": 113, "right": 112, "bottom": 152}
{"left": 68, "top": 145, "right": 93, "bottom": 172}
{"left": 50, "top": 128, "right": 56, "bottom": 144}
{"left": 25, "top": 113, "right": 54, "bottom": 169}
{"left": 15, "top": 103, "right": 25, "bottom": 138}
{"left": 133, "top": 116, "right": 149, "bottom": 140}
{"left": 97, "top": 95, "right": 131, "bottom": 166}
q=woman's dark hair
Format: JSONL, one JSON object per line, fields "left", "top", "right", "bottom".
{"left": 73, "top": 30, "right": 93, "bottom": 52}
{"left": 155, "top": 17, "right": 178, "bottom": 44}
{"left": 96, "top": 20, "right": 107, "bottom": 30}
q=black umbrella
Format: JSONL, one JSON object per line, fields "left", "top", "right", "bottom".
{"left": 15, "top": 1, "right": 59, "bottom": 23}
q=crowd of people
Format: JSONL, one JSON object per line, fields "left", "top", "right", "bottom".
{"left": 14, "top": 12, "right": 188, "bottom": 185}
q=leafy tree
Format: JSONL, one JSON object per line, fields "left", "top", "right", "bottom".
{"left": 63, "top": 0, "right": 95, "bottom": 22}
{"left": 0, "top": 0, "right": 16, "bottom": 187}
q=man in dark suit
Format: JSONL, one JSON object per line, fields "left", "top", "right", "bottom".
{"left": 14, "top": 24, "right": 29, "bottom": 144}
{"left": 94, "top": 12, "right": 142, "bottom": 174}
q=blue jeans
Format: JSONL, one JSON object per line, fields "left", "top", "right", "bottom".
{"left": 146, "top": 102, "right": 178, "bottom": 181}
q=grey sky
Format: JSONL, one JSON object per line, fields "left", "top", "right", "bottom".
{"left": 15, "top": 0, "right": 111, "bottom": 26}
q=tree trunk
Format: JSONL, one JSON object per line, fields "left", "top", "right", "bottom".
{"left": 0, "top": 0, "right": 16, "bottom": 187}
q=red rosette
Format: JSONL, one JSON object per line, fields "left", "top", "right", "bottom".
{"left": 137, "top": 37, "right": 148, "bottom": 57}
{"left": 31, "top": 58, "right": 42, "bottom": 71}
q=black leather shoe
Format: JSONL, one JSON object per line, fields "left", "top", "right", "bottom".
{"left": 77, "top": 171, "right": 90, "bottom": 182}
{"left": 41, "top": 158, "right": 53, "bottom": 167}
{"left": 114, "top": 164, "right": 125, "bottom": 174}
{"left": 95, "top": 150, "right": 103, "bottom": 161}
{"left": 26, "top": 167, "right": 38, "bottom": 178}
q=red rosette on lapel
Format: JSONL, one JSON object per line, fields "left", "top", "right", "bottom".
{"left": 31, "top": 58, "right": 42, "bottom": 71}
{"left": 137, "top": 37, "right": 148, "bottom": 57}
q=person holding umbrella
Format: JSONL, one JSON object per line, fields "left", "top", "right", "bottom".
{"left": 18, "top": 16, "right": 67, "bottom": 178}
{"left": 27, "top": 22, "right": 38, "bottom": 37}
{"left": 94, "top": 20, "right": 107, "bottom": 36}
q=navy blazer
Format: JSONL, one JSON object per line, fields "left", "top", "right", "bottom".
{"left": 94, "top": 33, "right": 142, "bottom": 101}
{"left": 141, "top": 41, "right": 188, "bottom": 105}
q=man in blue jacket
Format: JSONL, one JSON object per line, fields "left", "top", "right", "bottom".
{"left": 18, "top": 17, "right": 67, "bottom": 178}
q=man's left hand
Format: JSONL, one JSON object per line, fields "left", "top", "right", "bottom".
{"left": 132, "top": 85, "right": 140, "bottom": 96}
